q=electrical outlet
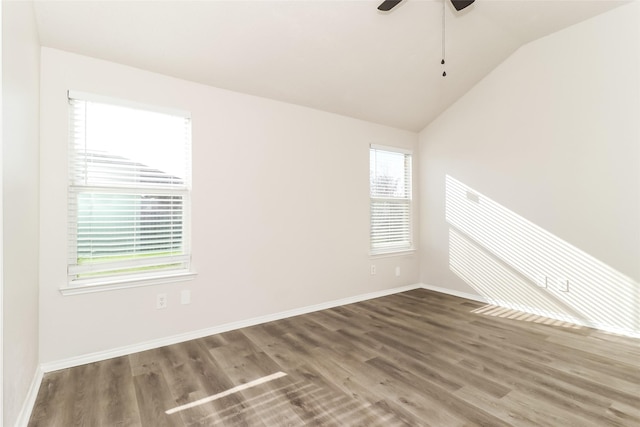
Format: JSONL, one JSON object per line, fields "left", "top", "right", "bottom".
{"left": 181, "top": 289, "right": 191, "bottom": 305}
{"left": 156, "top": 293, "right": 167, "bottom": 309}
{"left": 395, "top": 266, "right": 401, "bottom": 277}
{"left": 556, "top": 279, "right": 570, "bottom": 292}
{"left": 536, "top": 275, "right": 548, "bottom": 288}
{"left": 370, "top": 265, "right": 377, "bottom": 275}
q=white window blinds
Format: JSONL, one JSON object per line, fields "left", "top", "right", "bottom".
{"left": 68, "top": 92, "right": 192, "bottom": 285}
{"left": 370, "top": 146, "right": 412, "bottom": 254}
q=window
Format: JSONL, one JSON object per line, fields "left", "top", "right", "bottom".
{"left": 67, "top": 91, "right": 193, "bottom": 290}
{"left": 370, "top": 145, "right": 412, "bottom": 254}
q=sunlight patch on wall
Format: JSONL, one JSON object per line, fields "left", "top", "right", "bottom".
{"left": 446, "top": 175, "right": 639, "bottom": 336}
{"left": 450, "top": 228, "right": 586, "bottom": 327}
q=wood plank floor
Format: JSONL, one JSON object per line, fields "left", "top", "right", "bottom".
{"left": 28, "top": 289, "right": 640, "bottom": 426}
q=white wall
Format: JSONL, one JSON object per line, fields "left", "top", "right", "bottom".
{"left": 39, "top": 48, "right": 419, "bottom": 364}
{"left": 419, "top": 3, "right": 640, "bottom": 335}
{"left": 2, "top": 1, "right": 41, "bottom": 425}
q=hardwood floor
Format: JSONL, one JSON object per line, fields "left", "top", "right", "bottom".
{"left": 28, "top": 289, "right": 640, "bottom": 426}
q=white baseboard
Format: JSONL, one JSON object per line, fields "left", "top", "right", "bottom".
{"left": 419, "top": 283, "right": 640, "bottom": 339}
{"left": 41, "top": 283, "right": 423, "bottom": 373}
{"left": 14, "top": 366, "right": 44, "bottom": 427}
{"left": 420, "top": 283, "right": 488, "bottom": 303}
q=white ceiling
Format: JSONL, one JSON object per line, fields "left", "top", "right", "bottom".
{"left": 33, "top": 0, "right": 628, "bottom": 131}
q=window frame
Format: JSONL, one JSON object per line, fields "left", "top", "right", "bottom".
{"left": 369, "top": 144, "right": 414, "bottom": 256}
{"left": 62, "top": 91, "right": 196, "bottom": 295}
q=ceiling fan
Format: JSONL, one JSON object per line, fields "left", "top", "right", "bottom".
{"left": 378, "top": 0, "right": 475, "bottom": 12}
{"left": 377, "top": 0, "right": 475, "bottom": 77}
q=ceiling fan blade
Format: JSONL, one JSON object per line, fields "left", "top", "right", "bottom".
{"left": 377, "top": 0, "right": 403, "bottom": 12}
{"left": 450, "top": 0, "right": 475, "bottom": 11}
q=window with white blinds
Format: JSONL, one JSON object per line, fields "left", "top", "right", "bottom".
{"left": 370, "top": 145, "right": 412, "bottom": 254}
{"left": 67, "top": 91, "right": 192, "bottom": 287}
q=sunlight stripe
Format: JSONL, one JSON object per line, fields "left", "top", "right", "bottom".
{"left": 165, "top": 371, "right": 287, "bottom": 415}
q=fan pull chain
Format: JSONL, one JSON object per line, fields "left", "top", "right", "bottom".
{"left": 441, "top": 0, "right": 446, "bottom": 77}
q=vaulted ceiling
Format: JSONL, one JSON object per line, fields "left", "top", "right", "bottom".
{"left": 33, "top": 0, "right": 628, "bottom": 131}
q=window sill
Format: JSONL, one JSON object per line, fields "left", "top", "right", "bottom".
{"left": 369, "top": 249, "right": 416, "bottom": 259}
{"left": 60, "top": 270, "right": 197, "bottom": 295}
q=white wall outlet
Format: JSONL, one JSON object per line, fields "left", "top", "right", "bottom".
{"left": 536, "top": 275, "right": 548, "bottom": 288}
{"left": 156, "top": 293, "right": 168, "bottom": 309}
{"left": 556, "top": 279, "right": 570, "bottom": 292}
{"left": 370, "top": 265, "right": 376, "bottom": 275}
{"left": 395, "top": 266, "right": 401, "bottom": 277}
{"left": 181, "top": 289, "right": 191, "bottom": 305}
